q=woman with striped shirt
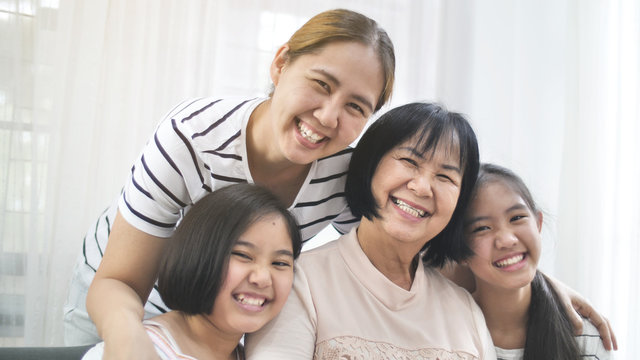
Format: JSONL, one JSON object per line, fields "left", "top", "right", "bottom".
{"left": 65, "top": 8, "right": 396, "bottom": 360}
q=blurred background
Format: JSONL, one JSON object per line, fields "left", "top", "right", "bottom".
{"left": 0, "top": 0, "right": 637, "bottom": 357}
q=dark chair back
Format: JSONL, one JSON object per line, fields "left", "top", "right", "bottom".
{"left": 0, "top": 344, "right": 94, "bottom": 360}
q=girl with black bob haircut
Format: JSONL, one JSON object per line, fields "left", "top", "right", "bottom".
{"left": 462, "top": 163, "right": 610, "bottom": 359}
{"left": 346, "top": 102, "right": 479, "bottom": 267}
{"left": 158, "top": 183, "right": 302, "bottom": 313}
{"left": 83, "top": 183, "right": 302, "bottom": 360}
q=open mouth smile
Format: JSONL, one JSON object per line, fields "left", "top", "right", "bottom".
{"left": 392, "top": 197, "right": 428, "bottom": 218}
{"left": 297, "top": 120, "right": 326, "bottom": 144}
{"left": 494, "top": 253, "right": 525, "bottom": 268}
{"left": 234, "top": 293, "right": 267, "bottom": 307}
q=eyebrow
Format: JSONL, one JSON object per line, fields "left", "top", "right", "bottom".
{"left": 310, "top": 69, "right": 375, "bottom": 113}
{"left": 399, "top": 147, "right": 462, "bottom": 173}
{"left": 442, "top": 164, "right": 462, "bottom": 174}
{"left": 506, "top": 203, "right": 529, "bottom": 212}
{"left": 234, "top": 240, "right": 294, "bottom": 258}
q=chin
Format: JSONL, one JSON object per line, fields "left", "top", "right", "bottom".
{"left": 283, "top": 148, "right": 317, "bottom": 165}
{"left": 237, "top": 321, "right": 269, "bottom": 334}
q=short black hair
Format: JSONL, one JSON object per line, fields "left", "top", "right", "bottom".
{"left": 157, "top": 183, "right": 302, "bottom": 315}
{"left": 346, "top": 102, "right": 479, "bottom": 266}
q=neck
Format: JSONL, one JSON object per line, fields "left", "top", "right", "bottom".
{"left": 356, "top": 218, "right": 421, "bottom": 291}
{"left": 154, "top": 312, "right": 241, "bottom": 360}
{"left": 245, "top": 100, "right": 310, "bottom": 206}
{"left": 472, "top": 281, "right": 531, "bottom": 349}
{"left": 245, "top": 100, "right": 302, "bottom": 173}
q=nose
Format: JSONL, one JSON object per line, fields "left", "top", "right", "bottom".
{"left": 407, "top": 175, "right": 433, "bottom": 197}
{"left": 495, "top": 229, "right": 518, "bottom": 249}
{"left": 313, "top": 99, "right": 340, "bottom": 129}
{"left": 248, "top": 264, "right": 272, "bottom": 288}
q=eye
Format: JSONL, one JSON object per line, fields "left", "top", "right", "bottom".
{"left": 510, "top": 214, "right": 528, "bottom": 222}
{"left": 347, "top": 102, "right": 365, "bottom": 116}
{"left": 399, "top": 157, "right": 419, "bottom": 167}
{"left": 231, "top": 251, "right": 252, "bottom": 261}
{"left": 272, "top": 260, "right": 292, "bottom": 268}
{"left": 471, "top": 225, "right": 490, "bottom": 233}
{"left": 314, "top": 79, "right": 330, "bottom": 92}
{"left": 436, "top": 173, "right": 454, "bottom": 183}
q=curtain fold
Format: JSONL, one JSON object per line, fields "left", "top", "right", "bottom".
{"left": 557, "top": 1, "right": 639, "bottom": 357}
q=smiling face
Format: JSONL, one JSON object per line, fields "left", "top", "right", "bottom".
{"left": 369, "top": 137, "right": 462, "bottom": 247}
{"left": 207, "top": 214, "right": 295, "bottom": 335}
{"left": 267, "top": 41, "right": 384, "bottom": 165}
{"left": 465, "top": 181, "right": 542, "bottom": 291}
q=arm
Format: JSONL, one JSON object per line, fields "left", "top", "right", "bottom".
{"left": 543, "top": 273, "right": 618, "bottom": 351}
{"left": 440, "top": 260, "right": 476, "bottom": 293}
{"left": 245, "top": 266, "right": 317, "bottom": 359}
{"left": 444, "top": 262, "right": 617, "bottom": 351}
{"left": 86, "top": 212, "right": 168, "bottom": 360}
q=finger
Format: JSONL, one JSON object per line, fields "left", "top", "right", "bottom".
{"left": 606, "top": 317, "right": 618, "bottom": 351}
{"left": 567, "top": 304, "right": 584, "bottom": 336}
{"left": 596, "top": 318, "right": 613, "bottom": 351}
{"left": 580, "top": 307, "right": 613, "bottom": 351}
{"left": 568, "top": 303, "right": 584, "bottom": 336}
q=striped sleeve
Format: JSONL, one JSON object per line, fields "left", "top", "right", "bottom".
{"left": 576, "top": 319, "right": 611, "bottom": 359}
{"left": 293, "top": 148, "right": 359, "bottom": 242}
{"left": 118, "top": 98, "right": 227, "bottom": 237}
{"left": 319, "top": 148, "right": 359, "bottom": 235}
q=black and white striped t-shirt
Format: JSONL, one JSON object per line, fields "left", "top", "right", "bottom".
{"left": 81, "top": 96, "right": 359, "bottom": 315}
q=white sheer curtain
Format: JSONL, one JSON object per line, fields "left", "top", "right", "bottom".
{"left": 430, "top": 1, "right": 639, "bottom": 357}
{"left": 1, "top": 0, "right": 637, "bottom": 355}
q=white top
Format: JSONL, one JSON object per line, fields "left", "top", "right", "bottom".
{"left": 495, "top": 318, "right": 611, "bottom": 359}
{"left": 245, "top": 228, "right": 496, "bottom": 360}
{"left": 78, "top": 96, "right": 358, "bottom": 315}
{"left": 82, "top": 320, "right": 243, "bottom": 360}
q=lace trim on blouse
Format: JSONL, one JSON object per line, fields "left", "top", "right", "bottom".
{"left": 314, "top": 336, "right": 478, "bottom": 360}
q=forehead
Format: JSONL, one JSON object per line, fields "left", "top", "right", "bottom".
{"left": 470, "top": 181, "right": 529, "bottom": 214}
{"left": 238, "top": 214, "right": 293, "bottom": 250}
{"left": 294, "top": 42, "right": 383, "bottom": 93}
{"left": 398, "top": 131, "right": 461, "bottom": 165}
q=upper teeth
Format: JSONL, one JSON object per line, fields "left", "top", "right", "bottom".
{"left": 393, "top": 198, "right": 426, "bottom": 217}
{"left": 495, "top": 254, "right": 524, "bottom": 267}
{"left": 297, "top": 121, "right": 324, "bottom": 143}
{"left": 236, "top": 294, "right": 266, "bottom": 306}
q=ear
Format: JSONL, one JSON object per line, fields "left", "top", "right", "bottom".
{"left": 535, "top": 211, "right": 543, "bottom": 232}
{"left": 270, "top": 43, "right": 290, "bottom": 87}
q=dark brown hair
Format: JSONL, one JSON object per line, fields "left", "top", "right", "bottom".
{"left": 468, "top": 163, "right": 581, "bottom": 359}
{"left": 157, "top": 184, "right": 301, "bottom": 315}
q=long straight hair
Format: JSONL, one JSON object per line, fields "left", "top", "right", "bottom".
{"left": 525, "top": 271, "right": 581, "bottom": 359}
{"left": 474, "top": 164, "right": 581, "bottom": 359}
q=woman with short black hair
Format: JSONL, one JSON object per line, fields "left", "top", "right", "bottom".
{"left": 245, "top": 102, "right": 496, "bottom": 359}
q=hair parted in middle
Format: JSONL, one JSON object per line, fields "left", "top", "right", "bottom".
{"left": 463, "top": 163, "right": 582, "bottom": 360}
{"left": 283, "top": 8, "right": 395, "bottom": 111}
{"left": 157, "top": 183, "right": 302, "bottom": 315}
{"left": 346, "top": 102, "right": 480, "bottom": 267}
